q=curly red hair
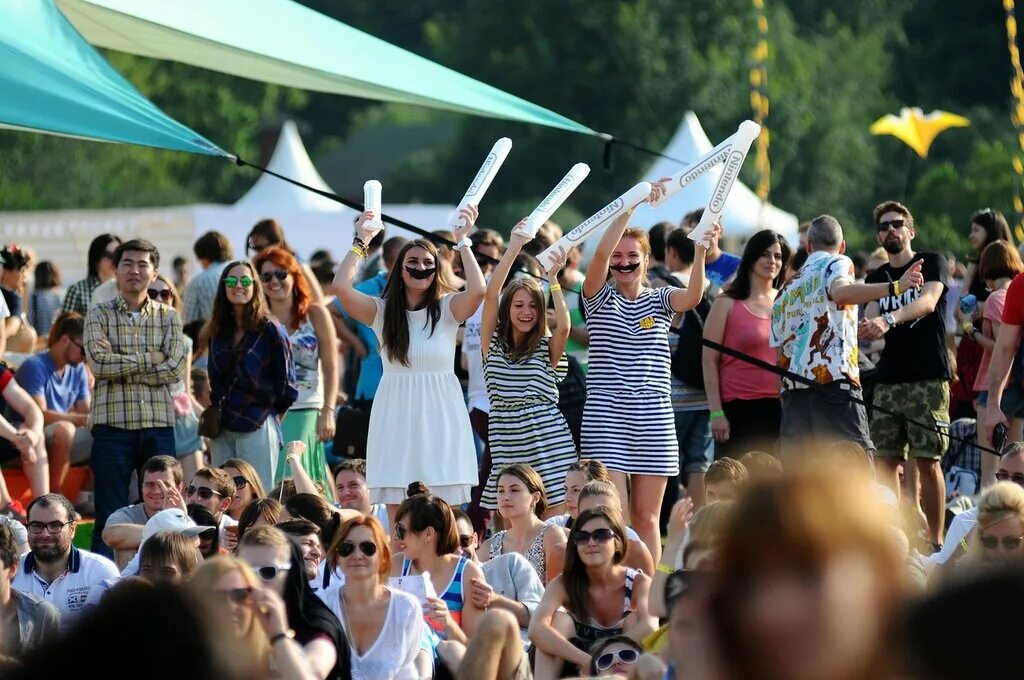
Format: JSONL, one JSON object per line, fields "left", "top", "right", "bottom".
{"left": 252, "top": 246, "right": 311, "bottom": 329}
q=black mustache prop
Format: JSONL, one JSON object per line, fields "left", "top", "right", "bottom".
{"left": 405, "top": 267, "right": 437, "bottom": 280}
{"left": 609, "top": 263, "right": 641, "bottom": 273}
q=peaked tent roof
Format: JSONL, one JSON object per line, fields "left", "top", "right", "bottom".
{"left": 635, "top": 112, "right": 799, "bottom": 242}
{"left": 234, "top": 120, "right": 342, "bottom": 213}
{"left": 0, "top": 0, "right": 225, "bottom": 156}
{"left": 56, "top": 0, "right": 595, "bottom": 136}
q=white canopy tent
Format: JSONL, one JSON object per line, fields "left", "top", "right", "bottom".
{"left": 634, "top": 112, "right": 800, "bottom": 244}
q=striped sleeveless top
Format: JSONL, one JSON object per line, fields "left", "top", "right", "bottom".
{"left": 484, "top": 335, "right": 567, "bottom": 409}
{"left": 402, "top": 555, "right": 468, "bottom": 635}
{"left": 583, "top": 284, "right": 674, "bottom": 395}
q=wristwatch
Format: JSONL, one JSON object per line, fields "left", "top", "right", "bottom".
{"left": 882, "top": 312, "right": 897, "bottom": 330}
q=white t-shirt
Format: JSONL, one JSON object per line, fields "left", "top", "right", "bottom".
{"left": 329, "top": 587, "right": 424, "bottom": 680}
{"left": 925, "top": 506, "right": 979, "bottom": 568}
{"left": 89, "top": 279, "right": 118, "bottom": 308}
{"left": 13, "top": 547, "right": 118, "bottom": 632}
{"left": 463, "top": 300, "right": 489, "bottom": 414}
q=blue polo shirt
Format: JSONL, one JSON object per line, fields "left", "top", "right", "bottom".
{"left": 16, "top": 351, "right": 90, "bottom": 414}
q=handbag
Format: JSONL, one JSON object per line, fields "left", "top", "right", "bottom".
{"left": 200, "top": 345, "right": 240, "bottom": 439}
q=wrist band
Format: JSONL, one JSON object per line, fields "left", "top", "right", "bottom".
{"left": 549, "top": 284, "right": 562, "bottom": 293}
{"left": 351, "top": 246, "right": 367, "bottom": 259}
{"left": 455, "top": 236, "right": 472, "bottom": 252}
{"left": 656, "top": 563, "right": 675, "bottom": 575}
{"left": 710, "top": 409, "right": 725, "bottom": 419}
{"left": 962, "top": 322, "right": 975, "bottom": 335}
{"left": 352, "top": 236, "right": 367, "bottom": 249}
{"left": 270, "top": 630, "right": 295, "bottom": 646}
{"left": 894, "top": 280, "right": 901, "bottom": 296}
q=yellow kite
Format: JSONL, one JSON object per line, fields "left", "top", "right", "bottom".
{"left": 870, "top": 107, "right": 970, "bottom": 158}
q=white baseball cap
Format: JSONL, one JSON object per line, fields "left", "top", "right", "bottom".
{"left": 142, "top": 509, "right": 215, "bottom": 544}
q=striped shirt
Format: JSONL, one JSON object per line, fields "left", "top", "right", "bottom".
{"left": 583, "top": 284, "right": 674, "bottom": 395}
{"left": 484, "top": 335, "right": 566, "bottom": 407}
{"left": 60, "top": 276, "right": 102, "bottom": 316}
{"left": 85, "top": 295, "right": 186, "bottom": 429}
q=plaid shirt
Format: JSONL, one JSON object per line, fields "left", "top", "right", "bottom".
{"left": 85, "top": 295, "right": 186, "bottom": 430}
{"left": 60, "top": 276, "right": 102, "bottom": 316}
{"left": 183, "top": 261, "right": 228, "bottom": 324}
{"left": 208, "top": 318, "right": 297, "bottom": 433}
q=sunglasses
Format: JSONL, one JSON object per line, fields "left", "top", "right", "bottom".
{"left": 458, "top": 534, "right": 474, "bottom": 549}
{"left": 259, "top": 270, "right": 288, "bottom": 283}
{"left": 995, "top": 471, "right": 1024, "bottom": 487}
{"left": 186, "top": 486, "right": 225, "bottom": 500}
{"left": 595, "top": 648, "right": 639, "bottom": 672}
{"left": 147, "top": 288, "right": 173, "bottom": 302}
{"left": 980, "top": 534, "right": 1024, "bottom": 550}
{"left": 224, "top": 276, "right": 253, "bottom": 289}
{"left": 876, "top": 218, "right": 906, "bottom": 232}
{"left": 216, "top": 587, "right": 254, "bottom": 605}
{"left": 231, "top": 475, "right": 248, "bottom": 490}
{"left": 572, "top": 528, "right": 616, "bottom": 546}
{"left": 252, "top": 564, "right": 292, "bottom": 581}
{"left": 339, "top": 541, "right": 378, "bottom": 558}
{"left": 27, "top": 520, "right": 72, "bottom": 535}
{"left": 394, "top": 523, "right": 409, "bottom": 540}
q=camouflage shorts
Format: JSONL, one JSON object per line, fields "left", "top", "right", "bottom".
{"left": 870, "top": 380, "right": 950, "bottom": 460}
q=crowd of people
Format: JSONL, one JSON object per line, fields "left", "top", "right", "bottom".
{"left": 0, "top": 182, "right": 1021, "bottom": 680}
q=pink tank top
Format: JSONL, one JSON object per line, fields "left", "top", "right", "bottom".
{"left": 719, "top": 300, "right": 780, "bottom": 402}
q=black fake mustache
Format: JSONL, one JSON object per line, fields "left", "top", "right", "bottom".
{"left": 405, "top": 267, "right": 437, "bottom": 280}
{"left": 609, "top": 263, "right": 641, "bottom": 273}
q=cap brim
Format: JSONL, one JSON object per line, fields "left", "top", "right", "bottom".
{"left": 182, "top": 526, "right": 216, "bottom": 538}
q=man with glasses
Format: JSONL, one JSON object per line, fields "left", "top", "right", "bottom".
{"left": 861, "top": 201, "right": 951, "bottom": 550}
{"left": 16, "top": 312, "right": 92, "bottom": 495}
{"left": 100, "top": 455, "right": 184, "bottom": 568}
{"left": 185, "top": 467, "right": 238, "bottom": 549}
{"left": 85, "top": 239, "right": 186, "bottom": 558}
{"left": 12, "top": 494, "right": 117, "bottom": 631}
{"left": 772, "top": 215, "right": 923, "bottom": 451}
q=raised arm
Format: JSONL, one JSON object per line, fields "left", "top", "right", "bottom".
{"left": 832, "top": 260, "right": 924, "bottom": 307}
{"left": 333, "top": 211, "right": 383, "bottom": 327}
{"left": 449, "top": 206, "right": 486, "bottom": 323}
{"left": 583, "top": 209, "right": 633, "bottom": 300}
{"left": 545, "top": 250, "right": 572, "bottom": 369}
{"left": 308, "top": 304, "right": 339, "bottom": 443}
{"left": 669, "top": 223, "right": 720, "bottom": 313}
{"left": 481, "top": 225, "right": 531, "bottom": 355}
{"left": 702, "top": 295, "right": 734, "bottom": 444}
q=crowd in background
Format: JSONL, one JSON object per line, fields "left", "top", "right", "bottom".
{"left": 0, "top": 185, "right": 1021, "bottom": 679}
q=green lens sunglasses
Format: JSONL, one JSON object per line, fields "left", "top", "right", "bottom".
{"left": 224, "top": 275, "right": 254, "bottom": 289}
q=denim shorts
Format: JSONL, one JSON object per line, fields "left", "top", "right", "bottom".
{"left": 675, "top": 410, "right": 713, "bottom": 474}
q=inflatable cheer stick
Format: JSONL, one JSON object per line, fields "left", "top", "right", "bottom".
{"left": 535, "top": 182, "right": 652, "bottom": 272}
{"left": 448, "top": 138, "right": 513, "bottom": 229}
{"left": 520, "top": 163, "right": 591, "bottom": 238}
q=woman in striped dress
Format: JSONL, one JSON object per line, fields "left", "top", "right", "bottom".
{"left": 581, "top": 184, "right": 719, "bottom": 565}
{"left": 480, "top": 225, "right": 577, "bottom": 517}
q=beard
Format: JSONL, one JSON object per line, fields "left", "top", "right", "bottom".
{"left": 882, "top": 237, "right": 904, "bottom": 255}
{"left": 31, "top": 542, "right": 69, "bottom": 563}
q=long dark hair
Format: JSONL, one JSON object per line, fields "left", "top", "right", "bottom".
{"left": 86, "top": 233, "right": 120, "bottom": 279}
{"left": 563, "top": 506, "right": 627, "bottom": 620}
{"left": 200, "top": 261, "right": 269, "bottom": 346}
{"left": 381, "top": 239, "right": 455, "bottom": 366}
{"left": 971, "top": 208, "right": 1014, "bottom": 257}
{"left": 724, "top": 229, "right": 791, "bottom": 300}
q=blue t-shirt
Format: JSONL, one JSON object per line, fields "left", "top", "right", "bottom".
{"left": 337, "top": 273, "right": 387, "bottom": 402}
{"left": 705, "top": 251, "right": 741, "bottom": 288}
{"left": 15, "top": 351, "right": 90, "bottom": 414}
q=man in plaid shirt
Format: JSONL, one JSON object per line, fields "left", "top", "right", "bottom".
{"left": 84, "top": 239, "right": 186, "bottom": 557}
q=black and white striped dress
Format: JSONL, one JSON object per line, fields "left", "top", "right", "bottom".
{"left": 581, "top": 284, "right": 679, "bottom": 476}
{"left": 481, "top": 335, "right": 578, "bottom": 509}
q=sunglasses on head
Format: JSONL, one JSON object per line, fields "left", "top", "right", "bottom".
{"left": 147, "top": 288, "right": 173, "bottom": 302}
{"left": 572, "top": 528, "right": 616, "bottom": 546}
{"left": 981, "top": 534, "right": 1024, "bottom": 550}
{"left": 186, "top": 485, "right": 224, "bottom": 500}
{"left": 259, "top": 270, "right": 288, "bottom": 283}
{"left": 217, "top": 587, "right": 254, "bottom": 605}
{"left": 458, "top": 534, "right": 474, "bottom": 549}
{"left": 995, "top": 471, "right": 1024, "bottom": 486}
{"left": 224, "top": 276, "right": 253, "bottom": 289}
{"left": 252, "top": 564, "right": 292, "bottom": 581}
{"left": 339, "top": 541, "right": 378, "bottom": 558}
{"left": 595, "top": 648, "right": 639, "bottom": 672}
{"left": 876, "top": 218, "right": 905, "bottom": 232}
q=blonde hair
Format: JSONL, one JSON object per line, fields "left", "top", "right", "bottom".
{"left": 978, "top": 482, "right": 1024, "bottom": 534}
{"left": 187, "top": 557, "right": 269, "bottom": 675}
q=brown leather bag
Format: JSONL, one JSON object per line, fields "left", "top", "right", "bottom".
{"left": 198, "top": 405, "right": 222, "bottom": 438}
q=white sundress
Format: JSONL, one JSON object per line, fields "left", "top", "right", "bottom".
{"left": 366, "top": 294, "right": 477, "bottom": 504}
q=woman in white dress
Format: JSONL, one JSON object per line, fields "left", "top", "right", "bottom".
{"left": 327, "top": 515, "right": 424, "bottom": 680}
{"left": 335, "top": 207, "right": 485, "bottom": 515}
